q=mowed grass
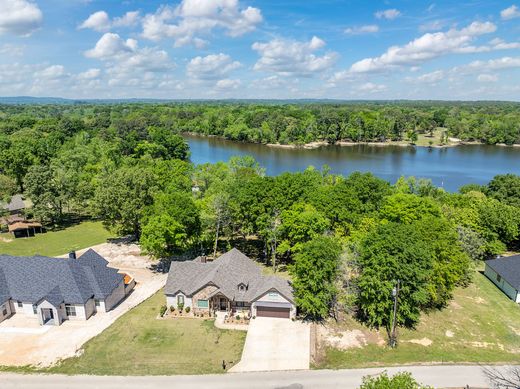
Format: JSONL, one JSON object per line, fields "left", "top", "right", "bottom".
{"left": 48, "top": 291, "right": 246, "bottom": 375}
{"left": 0, "top": 221, "right": 112, "bottom": 257}
{"left": 318, "top": 272, "right": 520, "bottom": 369}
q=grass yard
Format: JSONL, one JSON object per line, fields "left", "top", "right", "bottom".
{"left": 47, "top": 291, "right": 246, "bottom": 375}
{"left": 0, "top": 221, "right": 112, "bottom": 257}
{"left": 318, "top": 271, "right": 520, "bottom": 369}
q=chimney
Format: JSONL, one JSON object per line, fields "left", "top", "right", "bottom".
{"left": 201, "top": 255, "right": 207, "bottom": 263}
{"left": 69, "top": 251, "right": 77, "bottom": 260}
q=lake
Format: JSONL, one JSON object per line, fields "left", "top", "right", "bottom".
{"left": 185, "top": 134, "right": 520, "bottom": 192}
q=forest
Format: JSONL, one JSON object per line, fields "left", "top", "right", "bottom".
{"left": 1, "top": 102, "right": 520, "bottom": 336}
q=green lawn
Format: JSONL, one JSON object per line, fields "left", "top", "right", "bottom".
{"left": 47, "top": 291, "right": 246, "bottom": 375}
{"left": 318, "top": 272, "right": 520, "bottom": 369}
{"left": 0, "top": 221, "right": 112, "bottom": 257}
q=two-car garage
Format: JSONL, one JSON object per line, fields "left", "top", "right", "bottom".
{"left": 253, "top": 301, "right": 292, "bottom": 319}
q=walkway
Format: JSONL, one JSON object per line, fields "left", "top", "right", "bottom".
{"left": 1, "top": 365, "right": 517, "bottom": 388}
{"left": 230, "top": 317, "right": 310, "bottom": 372}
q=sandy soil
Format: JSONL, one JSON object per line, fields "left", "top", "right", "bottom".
{"left": 317, "top": 323, "right": 385, "bottom": 351}
{"left": 0, "top": 243, "right": 167, "bottom": 367}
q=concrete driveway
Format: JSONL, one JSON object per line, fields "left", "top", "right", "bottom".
{"left": 230, "top": 317, "right": 310, "bottom": 372}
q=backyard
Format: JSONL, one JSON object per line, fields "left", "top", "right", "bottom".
{"left": 46, "top": 291, "right": 246, "bottom": 375}
{"left": 0, "top": 221, "right": 112, "bottom": 257}
{"left": 317, "top": 271, "right": 520, "bottom": 368}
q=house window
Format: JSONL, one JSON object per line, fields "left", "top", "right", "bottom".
{"left": 65, "top": 305, "right": 76, "bottom": 317}
{"left": 235, "top": 301, "right": 250, "bottom": 308}
{"left": 268, "top": 292, "right": 279, "bottom": 297}
{"left": 197, "top": 299, "right": 209, "bottom": 308}
{"left": 17, "top": 301, "right": 23, "bottom": 308}
{"left": 32, "top": 304, "right": 37, "bottom": 314}
{"left": 497, "top": 274, "right": 502, "bottom": 282}
{"left": 238, "top": 283, "right": 246, "bottom": 292}
{"left": 95, "top": 299, "right": 100, "bottom": 307}
{"left": 177, "top": 295, "right": 184, "bottom": 305}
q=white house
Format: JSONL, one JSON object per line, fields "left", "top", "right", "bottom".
{"left": 484, "top": 254, "right": 520, "bottom": 303}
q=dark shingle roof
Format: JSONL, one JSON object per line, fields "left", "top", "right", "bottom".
{"left": 2, "top": 194, "right": 26, "bottom": 212}
{"left": 0, "top": 250, "right": 123, "bottom": 307}
{"left": 165, "top": 248, "right": 294, "bottom": 303}
{"left": 485, "top": 254, "right": 520, "bottom": 290}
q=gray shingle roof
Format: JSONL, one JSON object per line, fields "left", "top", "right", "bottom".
{"left": 165, "top": 248, "right": 294, "bottom": 303}
{"left": 0, "top": 250, "right": 123, "bottom": 307}
{"left": 486, "top": 254, "right": 520, "bottom": 290}
{"left": 2, "top": 194, "right": 26, "bottom": 212}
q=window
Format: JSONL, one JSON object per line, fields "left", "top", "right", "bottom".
{"left": 238, "top": 283, "right": 246, "bottom": 292}
{"left": 268, "top": 292, "right": 279, "bottom": 297}
{"left": 235, "top": 301, "right": 250, "bottom": 308}
{"left": 197, "top": 299, "right": 209, "bottom": 308}
{"left": 95, "top": 299, "right": 100, "bottom": 307}
{"left": 1, "top": 304, "right": 7, "bottom": 316}
{"left": 65, "top": 304, "right": 76, "bottom": 317}
{"left": 177, "top": 295, "right": 184, "bottom": 305}
{"left": 17, "top": 301, "right": 23, "bottom": 308}
{"left": 32, "top": 304, "right": 37, "bottom": 314}
{"left": 497, "top": 274, "right": 502, "bottom": 282}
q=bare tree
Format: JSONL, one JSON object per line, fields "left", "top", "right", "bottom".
{"left": 483, "top": 366, "right": 520, "bottom": 389}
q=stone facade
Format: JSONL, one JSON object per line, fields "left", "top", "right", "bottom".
{"left": 192, "top": 285, "right": 219, "bottom": 314}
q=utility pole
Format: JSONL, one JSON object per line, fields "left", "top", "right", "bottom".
{"left": 390, "top": 279, "right": 400, "bottom": 348}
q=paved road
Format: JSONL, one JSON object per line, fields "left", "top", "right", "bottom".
{"left": 1, "top": 365, "right": 516, "bottom": 389}
{"left": 230, "top": 317, "right": 310, "bottom": 372}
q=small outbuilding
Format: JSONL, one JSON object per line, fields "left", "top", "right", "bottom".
{"left": 484, "top": 254, "right": 520, "bottom": 303}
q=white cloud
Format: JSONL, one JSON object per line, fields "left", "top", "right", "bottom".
{"left": 455, "top": 56, "right": 520, "bottom": 73}
{"left": 79, "top": 11, "right": 110, "bottom": 32}
{"left": 34, "top": 65, "right": 66, "bottom": 79}
{"left": 375, "top": 9, "right": 401, "bottom": 20}
{"left": 501, "top": 5, "right": 520, "bottom": 20}
{"left": 77, "top": 68, "right": 101, "bottom": 80}
{"left": 417, "top": 70, "right": 444, "bottom": 83}
{"left": 477, "top": 73, "right": 498, "bottom": 82}
{"left": 252, "top": 36, "right": 337, "bottom": 76}
{"left": 357, "top": 82, "right": 387, "bottom": 93}
{"left": 187, "top": 53, "right": 241, "bottom": 80}
{"left": 215, "top": 78, "right": 241, "bottom": 89}
{"left": 344, "top": 25, "right": 379, "bottom": 35}
{"left": 141, "top": 0, "right": 262, "bottom": 47}
{"left": 419, "top": 20, "right": 444, "bottom": 32}
{"left": 349, "top": 21, "right": 497, "bottom": 73}
{"left": 79, "top": 10, "right": 140, "bottom": 32}
{"left": 0, "top": 0, "right": 42, "bottom": 36}
{"left": 0, "top": 44, "right": 24, "bottom": 56}
{"left": 85, "top": 33, "right": 137, "bottom": 58}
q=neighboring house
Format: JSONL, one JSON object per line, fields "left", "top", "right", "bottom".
{"left": 1, "top": 194, "right": 29, "bottom": 215}
{"left": 484, "top": 254, "right": 520, "bottom": 303}
{"left": 0, "top": 249, "right": 135, "bottom": 326}
{"left": 165, "top": 248, "right": 296, "bottom": 319}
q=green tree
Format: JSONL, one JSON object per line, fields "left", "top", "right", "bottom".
{"left": 0, "top": 174, "right": 17, "bottom": 201}
{"left": 140, "top": 214, "right": 188, "bottom": 258}
{"left": 486, "top": 174, "right": 520, "bottom": 208}
{"left": 380, "top": 193, "right": 441, "bottom": 224}
{"left": 359, "top": 371, "right": 432, "bottom": 389}
{"left": 93, "top": 165, "right": 157, "bottom": 237}
{"left": 290, "top": 236, "right": 342, "bottom": 320}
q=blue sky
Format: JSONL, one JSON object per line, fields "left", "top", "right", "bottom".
{"left": 0, "top": 0, "right": 519, "bottom": 100}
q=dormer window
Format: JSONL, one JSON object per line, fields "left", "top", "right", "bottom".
{"left": 238, "top": 283, "right": 246, "bottom": 292}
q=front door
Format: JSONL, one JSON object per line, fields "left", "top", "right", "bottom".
{"left": 42, "top": 308, "right": 54, "bottom": 325}
{"left": 219, "top": 297, "right": 227, "bottom": 311}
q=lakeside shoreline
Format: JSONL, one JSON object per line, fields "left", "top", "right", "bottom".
{"left": 183, "top": 132, "right": 520, "bottom": 150}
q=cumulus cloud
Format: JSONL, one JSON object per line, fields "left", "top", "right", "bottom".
{"left": 141, "top": 0, "right": 262, "bottom": 47}
{"left": 477, "top": 73, "right": 498, "bottom": 82}
{"left": 252, "top": 36, "right": 337, "bottom": 76}
{"left": 454, "top": 56, "right": 520, "bottom": 73}
{"left": 348, "top": 21, "right": 497, "bottom": 74}
{"left": 501, "top": 5, "right": 520, "bottom": 20}
{"left": 85, "top": 33, "right": 137, "bottom": 58}
{"left": 186, "top": 53, "right": 241, "bottom": 80}
{"left": 375, "top": 9, "right": 401, "bottom": 20}
{"left": 79, "top": 10, "right": 140, "bottom": 32}
{"left": 215, "top": 78, "right": 241, "bottom": 89}
{"left": 34, "top": 65, "right": 66, "bottom": 79}
{"left": 77, "top": 68, "right": 101, "bottom": 80}
{"left": 344, "top": 25, "right": 379, "bottom": 35}
{"left": 357, "top": 82, "right": 387, "bottom": 93}
{"left": 0, "top": 0, "right": 43, "bottom": 36}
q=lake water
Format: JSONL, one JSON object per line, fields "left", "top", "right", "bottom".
{"left": 186, "top": 134, "right": 520, "bottom": 191}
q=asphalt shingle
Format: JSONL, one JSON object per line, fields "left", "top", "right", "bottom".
{"left": 485, "top": 254, "right": 520, "bottom": 290}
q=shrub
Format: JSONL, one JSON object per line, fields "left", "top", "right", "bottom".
{"left": 185, "top": 306, "right": 191, "bottom": 313}
{"left": 236, "top": 315, "right": 240, "bottom": 320}
{"left": 159, "top": 305, "right": 167, "bottom": 317}
{"left": 359, "top": 371, "right": 432, "bottom": 389}
{"left": 169, "top": 306, "right": 175, "bottom": 312}
{"left": 178, "top": 302, "right": 184, "bottom": 312}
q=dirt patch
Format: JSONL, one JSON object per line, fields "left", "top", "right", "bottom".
{"left": 509, "top": 326, "right": 520, "bottom": 336}
{"left": 318, "top": 323, "right": 385, "bottom": 350}
{"left": 470, "top": 341, "right": 504, "bottom": 350}
{"left": 0, "top": 236, "right": 13, "bottom": 243}
{"left": 450, "top": 301, "right": 462, "bottom": 309}
{"left": 445, "top": 330, "right": 455, "bottom": 338}
{"left": 408, "top": 338, "right": 433, "bottom": 346}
